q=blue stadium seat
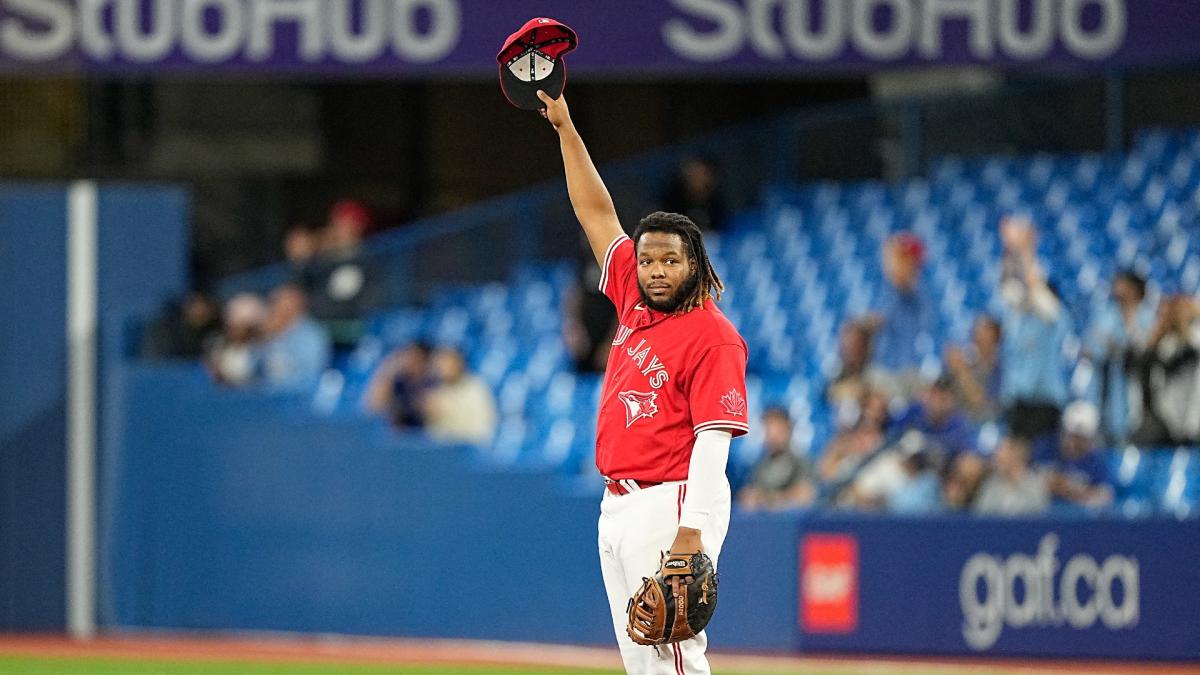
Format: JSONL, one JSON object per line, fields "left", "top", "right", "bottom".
{"left": 345, "top": 131, "right": 1200, "bottom": 496}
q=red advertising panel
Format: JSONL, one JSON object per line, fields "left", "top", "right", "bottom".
{"left": 800, "top": 533, "right": 858, "bottom": 633}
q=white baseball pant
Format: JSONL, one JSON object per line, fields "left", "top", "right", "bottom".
{"left": 597, "top": 479, "right": 731, "bottom": 675}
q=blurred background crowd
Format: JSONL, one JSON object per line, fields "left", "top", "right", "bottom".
{"left": 141, "top": 152, "right": 1199, "bottom": 520}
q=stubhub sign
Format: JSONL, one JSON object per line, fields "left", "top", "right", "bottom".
{"left": 1, "top": 0, "right": 1198, "bottom": 73}
{"left": 794, "top": 516, "right": 1200, "bottom": 659}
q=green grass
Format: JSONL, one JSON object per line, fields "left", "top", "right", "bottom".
{"left": 0, "top": 656, "right": 854, "bottom": 675}
{"left": 0, "top": 657, "right": 626, "bottom": 675}
{"left": 0, "top": 656, "right": 1058, "bottom": 675}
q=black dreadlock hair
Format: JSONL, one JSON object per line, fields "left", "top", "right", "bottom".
{"left": 631, "top": 211, "right": 724, "bottom": 313}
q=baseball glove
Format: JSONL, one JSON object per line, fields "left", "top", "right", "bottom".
{"left": 626, "top": 551, "right": 718, "bottom": 646}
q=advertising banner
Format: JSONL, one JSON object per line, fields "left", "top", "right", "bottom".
{"left": 1, "top": 0, "right": 1199, "bottom": 75}
{"left": 797, "top": 516, "right": 1200, "bottom": 659}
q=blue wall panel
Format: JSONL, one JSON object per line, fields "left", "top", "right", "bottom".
{"left": 97, "top": 185, "right": 189, "bottom": 318}
{"left": 0, "top": 186, "right": 68, "bottom": 630}
{"left": 102, "top": 364, "right": 617, "bottom": 642}
{"left": 103, "top": 364, "right": 1200, "bottom": 660}
{"left": 1, "top": 182, "right": 191, "bottom": 631}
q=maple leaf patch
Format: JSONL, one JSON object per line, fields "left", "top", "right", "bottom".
{"left": 720, "top": 389, "right": 747, "bottom": 417}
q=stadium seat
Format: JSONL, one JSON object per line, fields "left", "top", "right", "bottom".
{"left": 343, "top": 131, "right": 1200, "bottom": 512}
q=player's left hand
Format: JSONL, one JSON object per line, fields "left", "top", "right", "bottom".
{"left": 536, "top": 90, "right": 572, "bottom": 130}
{"left": 669, "top": 526, "right": 702, "bottom": 555}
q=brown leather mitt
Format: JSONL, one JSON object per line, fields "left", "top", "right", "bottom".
{"left": 626, "top": 551, "right": 718, "bottom": 646}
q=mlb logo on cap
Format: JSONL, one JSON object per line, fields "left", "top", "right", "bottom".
{"left": 497, "top": 18, "right": 578, "bottom": 111}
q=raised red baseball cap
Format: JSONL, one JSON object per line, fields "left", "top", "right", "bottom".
{"left": 497, "top": 18, "right": 578, "bottom": 111}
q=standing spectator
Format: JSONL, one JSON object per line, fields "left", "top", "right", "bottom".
{"left": 308, "top": 200, "right": 384, "bottom": 350}
{"left": 826, "top": 319, "right": 880, "bottom": 410}
{"left": 564, "top": 234, "right": 617, "bottom": 373}
{"left": 1034, "top": 401, "right": 1114, "bottom": 511}
{"left": 207, "top": 293, "right": 266, "bottom": 387}
{"left": 259, "top": 284, "right": 331, "bottom": 394}
{"left": 1131, "top": 295, "right": 1200, "bottom": 446}
{"left": 142, "top": 291, "right": 221, "bottom": 359}
{"left": 998, "top": 216, "right": 1071, "bottom": 441}
{"left": 661, "top": 156, "right": 726, "bottom": 232}
{"left": 364, "top": 342, "right": 433, "bottom": 429}
{"left": 1087, "top": 270, "right": 1155, "bottom": 444}
{"left": 973, "top": 436, "right": 1049, "bottom": 516}
{"left": 424, "top": 346, "right": 497, "bottom": 445}
{"left": 944, "top": 315, "right": 1003, "bottom": 424}
{"left": 737, "top": 408, "right": 816, "bottom": 510}
{"left": 863, "top": 232, "right": 932, "bottom": 399}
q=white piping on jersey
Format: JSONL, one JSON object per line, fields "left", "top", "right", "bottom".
{"left": 598, "top": 234, "right": 631, "bottom": 294}
{"left": 693, "top": 420, "right": 750, "bottom": 436}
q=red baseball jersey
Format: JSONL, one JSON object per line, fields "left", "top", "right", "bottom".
{"left": 594, "top": 234, "right": 749, "bottom": 482}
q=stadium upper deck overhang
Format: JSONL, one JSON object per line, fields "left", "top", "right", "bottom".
{"left": 1, "top": 0, "right": 1198, "bottom": 77}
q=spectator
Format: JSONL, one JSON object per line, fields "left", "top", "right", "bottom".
{"left": 207, "top": 293, "right": 266, "bottom": 387}
{"left": 1034, "top": 400, "right": 1114, "bottom": 510}
{"left": 307, "top": 200, "right": 384, "bottom": 350}
{"left": 737, "top": 408, "right": 817, "bottom": 510}
{"left": 886, "top": 432, "right": 945, "bottom": 516}
{"left": 826, "top": 319, "right": 881, "bottom": 410}
{"left": 944, "top": 315, "right": 1003, "bottom": 424}
{"left": 818, "top": 388, "right": 889, "bottom": 488}
{"left": 1130, "top": 295, "right": 1200, "bottom": 446}
{"left": 564, "top": 234, "right": 617, "bottom": 373}
{"left": 998, "top": 216, "right": 1071, "bottom": 441}
{"left": 259, "top": 284, "right": 331, "bottom": 394}
{"left": 944, "top": 449, "right": 989, "bottom": 512}
{"left": 1086, "top": 270, "right": 1155, "bottom": 444}
{"left": 285, "top": 222, "right": 320, "bottom": 266}
{"left": 973, "top": 435, "right": 1049, "bottom": 516}
{"left": 424, "top": 346, "right": 497, "bottom": 445}
{"left": 142, "top": 291, "right": 221, "bottom": 359}
{"left": 863, "top": 232, "right": 932, "bottom": 399}
{"left": 364, "top": 342, "right": 433, "bottom": 429}
{"left": 890, "top": 374, "right": 979, "bottom": 467}
{"left": 841, "top": 375, "right": 975, "bottom": 510}
{"left": 661, "top": 156, "right": 726, "bottom": 232}
{"left": 284, "top": 222, "right": 321, "bottom": 284}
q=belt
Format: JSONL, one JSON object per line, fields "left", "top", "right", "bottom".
{"left": 603, "top": 477, "right": 662, "bottom": 496}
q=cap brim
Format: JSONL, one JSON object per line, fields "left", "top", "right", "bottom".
{"left": 499, "top": 60, "right": 566, "bottom": 111}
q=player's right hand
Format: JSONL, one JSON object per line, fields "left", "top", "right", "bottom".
{"left": 537, "top": 90, "right": 571, "bottom": 131}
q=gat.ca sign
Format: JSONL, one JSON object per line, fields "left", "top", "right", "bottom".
{"left": 0, "top": 0, "right": 1197, "bottom": 74}
{"left": 959, "top": 533, "right": 1139, "bottom": 651}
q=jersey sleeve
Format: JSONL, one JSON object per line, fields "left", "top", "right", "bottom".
{"left": 687, "top": 343, "right": 750, "bottom": 437}
{"left": 598, "top": 234, "right": 638, "bottom": 316}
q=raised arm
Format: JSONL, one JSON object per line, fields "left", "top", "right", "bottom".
{"left": 537, "top": 90, "right": 625, "bottom": 267}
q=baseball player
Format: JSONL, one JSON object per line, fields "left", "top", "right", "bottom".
{"left": 538, "top": 89, "right": 749, "bottom": 674}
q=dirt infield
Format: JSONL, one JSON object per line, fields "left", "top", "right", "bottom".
{"left": 0, "top": 633, "right": 1196, "bottom": 674}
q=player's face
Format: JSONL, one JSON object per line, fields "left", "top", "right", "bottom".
{"left": 636, "top": 232, "right": 697, "bottom": 313}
